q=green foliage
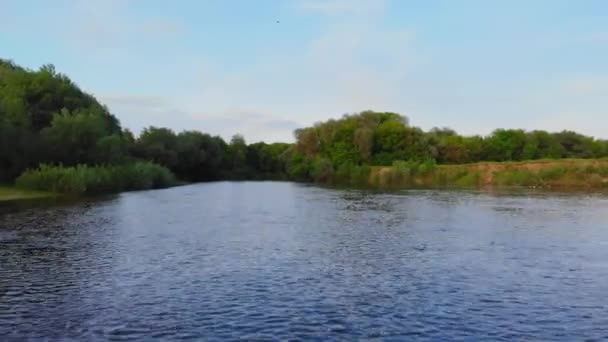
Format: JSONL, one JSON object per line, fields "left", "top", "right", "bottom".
{"left": 311, "top": 158, "right": 334, "bottom": 183}
{"left": 2, "top": 59, "right": 608, "bottom": 190}
{"left": 453, "top": 171, "right": 481, "bottom": 188}
{"left": 96, "top": 134, "right": 130, "bottom": 164}
{"left": 133, "top": 127, "right": 179, "bottom": 169}
{"left": 349, "top": 165, "right": 371, "bottom": 186}
{"left": 0, "top": 60, "right": 119, "bottom": 132}
{"left": 538, "top": 167, "right": 567, "bottom": 180}
{"left": 285, "top": 151, "right": 311, "bottom": 181}
{"left": 417, "top": 159, "right": 437, "bottom": 175}
{"left": 174, "top": 131, "right": 225, "bottom": 181}
{"left": 0, "top": 60, "right": 123, "bottom": 181}
{"left": 389, "top": 161, "right": 413, "bottom": 185}
{"left": 0, "top": 186, "right": 55, "bottom": 201}
{"left": 16, "top": 163, "right": 176, "bottom": 195}
{"left": 41, "top": 109, "right": 113, "bottom": 165}
{"left": 291, "top": 110, "right": 608, "bottom": 185}
{"left": 494, "top": 170, "right": 541, "bottom": 187}
{"left": 246, "top": 142, "right": 291, "bottom": 179}
{"left": 223, "top": 134, "right": 250, "bottom": 179}
{"left": 334, "top": 163, "right": 355, "bottom": 184}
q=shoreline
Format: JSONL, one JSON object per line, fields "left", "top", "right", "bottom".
{"left": 0, "top": 187, "right": 57, "bottom": 202}
{"left": 367, "top": 159, "right": 608, "bottom": 190}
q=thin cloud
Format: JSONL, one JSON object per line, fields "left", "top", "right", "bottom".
{"left": 190, "top": 109, "right": 302, "bottom": 143}
{"left": 100, "top": 95, "right": 170, "bottom": 108}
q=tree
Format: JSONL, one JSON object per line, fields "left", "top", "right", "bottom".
{"left": 41, "top": 109, "right": 111, "bottom": 165}
{"left": 133, "top": 127, "right": 178, "bottom": 169}
{"left": 437, "top": 135, "right": 468, "bottom": 164}
{"left": 295, "top": 128, "right": 319, "bottom": 157}
{"left": 354, "top": 127, "right": 374, "bottom": 162}
{"left": 0, "top": 60, "right": 124, "bottom": 181}
{"left": 483, "top": 129, "right": 527, "bottom": 161}
{"left": 224, "top": 134, "right": 249, "bottom": 179}
{"left": 174, "top": 131, "right": 225, "bottom": 181}
{"left": 96, "top": 134, "right": 129, "bottom": 164}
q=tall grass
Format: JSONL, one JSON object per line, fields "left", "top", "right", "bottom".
{"left": 371, "top": 160, "right": 439, "bottom": 188}
{"left": 16, "top": 162, "right": 177, "bottom": 195}
{"left": 367, "top": 161, "right": 608, "bottom": 189}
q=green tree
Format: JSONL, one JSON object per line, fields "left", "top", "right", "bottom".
{"left": 133, "top": 127, "right": 179, "bottom": 169}
{"left": 174, "top": 131, "right": 225, "bottom": 181}
{"left": 41, "top": 109, "right": 111, "bottom": 165}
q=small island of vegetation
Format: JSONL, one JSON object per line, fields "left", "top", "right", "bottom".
{"left": 1, "top": 59, "right": 607, "bottom": 200}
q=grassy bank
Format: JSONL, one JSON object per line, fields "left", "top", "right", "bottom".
{"left": 0, "top": 186, "right": 56, "bottom": 202}
{"left": 16, "top": 162, "right": 177, "bottom": 196}
{"left": 367, "top": 158, "right": 608, "bottom": 190}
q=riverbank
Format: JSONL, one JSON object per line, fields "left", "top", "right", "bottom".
{"left": 368, "top": 158, "right": 608, "bottom": 189}
{"left": 0, "top": 186, "right": 57, "bottom": 202}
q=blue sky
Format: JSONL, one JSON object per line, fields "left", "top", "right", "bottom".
{"left": 1, "top": 0, "right": 607, "bottom": 142}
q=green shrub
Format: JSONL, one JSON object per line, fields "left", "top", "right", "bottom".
{"left": 454, "top": 171, "right": 480, "bottom": 187}
{"left": 417, "top": 159, "right": 437, "bottom": 175}
{"left": 538, "top": 167, "right": 566, "bottom": 180}
{"left": 391, "top": 160, "right": 413, "bottom": 185}
{"left": 350, "top": 165, "right": 371, "bottom": 186}
{"left": 16, "top": 162, "right": 176, "bottom": 195}
{"left": 335, "top": 163, "right": 355, "bottom": 184}
{"left": 494, "top": 170, "right": 540, "bottom": 187}
{"left": 311, "top": 158, "right": 334, "bottom": 183}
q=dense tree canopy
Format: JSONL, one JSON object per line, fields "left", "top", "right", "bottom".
{"left": 0, "top": 60, "right": 122, "bottom": 181}
{"left": 287, "top": 111, "right": 608, "bottom": 181}
{"left": 1, "top": 59, "right": 606, "bottom": 185}
{"left": 0, "top": 59, "right": 288, "bottom": 183}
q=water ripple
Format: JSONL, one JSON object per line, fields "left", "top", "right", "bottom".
{"left": 1, "top": 183, "right": 607, "bottom": 340}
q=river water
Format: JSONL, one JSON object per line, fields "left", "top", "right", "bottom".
{"left": 1, "top": 182, "right": 607, "bottom": 340}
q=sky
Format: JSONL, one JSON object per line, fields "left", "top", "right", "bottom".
{"left": 1, "top": 0, "right": 607, "bottom": 142}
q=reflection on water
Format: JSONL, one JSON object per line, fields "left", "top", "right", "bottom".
{"left": 1, "top": 182, "right": 608, "bottom": 340}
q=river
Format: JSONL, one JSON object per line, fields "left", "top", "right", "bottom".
{"left": 1, "top": 182, "right": 607, "bottom": 340}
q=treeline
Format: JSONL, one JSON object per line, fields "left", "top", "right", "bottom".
{"left": 130, "top": 128, "right": 290, "bottom": 181}
{"left": 287, "top": 111, "right": 608, "bottom": 182}
{"left": 2, "top": 59, "right": 607, "bottom": 192}
{"left": 0, "top": 59, "right": 289, "bottom": 191}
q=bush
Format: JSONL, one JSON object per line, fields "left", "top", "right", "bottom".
{"left": 350, "top": 165, "right": 371, "bottom": 186}
{"left": 335, "top": 163, "right": 355, "bottom": 184}
{"left": 16, "top": 162, "right": 176, "bottom": 195}
{"left": 417, "top": 159, "right": 437, "bottom": 175}
{"left": 454, "top": 171, "right": 480, "bottom": 187}
{"left": 539, "top": 167, "right": 566, "bottom": 180}
{"left": 311, "top": 158, "right": 334, "bottom": 183}
{"left": 391, "top": 160, "right": 413, "bottom": 184}
{"left": 494, "top": 170, "right": 540, "bottom": 187}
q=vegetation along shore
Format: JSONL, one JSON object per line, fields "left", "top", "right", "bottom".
{"left": 1, "top": 59, "right": 607, "bottom": 195}
{"left": 0, "top": 186, "right": 55, "bottom": 202}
